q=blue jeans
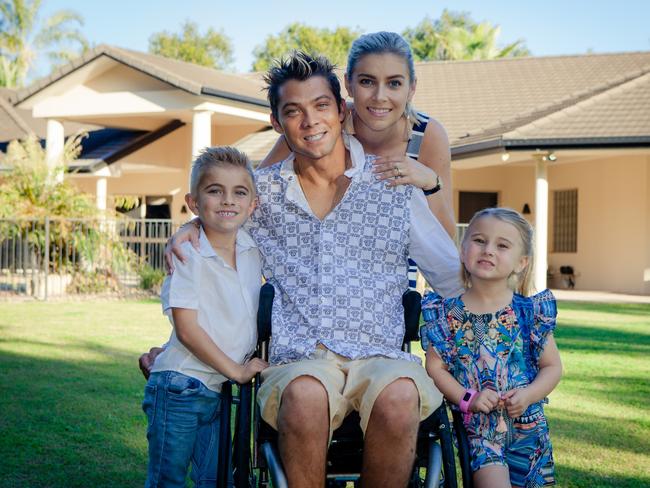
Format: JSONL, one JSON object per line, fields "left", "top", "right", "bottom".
{"left": 143, "top": 371, "right": 227, "bottom": 487}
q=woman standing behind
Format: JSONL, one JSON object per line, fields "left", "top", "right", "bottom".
{"left": 261, "top": 31, "right": 456, "bottom": 237}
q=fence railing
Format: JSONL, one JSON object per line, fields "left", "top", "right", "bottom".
{"left": 1, "top": 218, "right": 469, "bottom": 300}
{"left": 0, "top": 217, "right": 180, "bottom": 299}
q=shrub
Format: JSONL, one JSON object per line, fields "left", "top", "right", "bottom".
{"left": 139, "top": 265, "right": 165, "bottom": 292}
{"left": 0, "top": 133, "right": 139, "bottom": 294}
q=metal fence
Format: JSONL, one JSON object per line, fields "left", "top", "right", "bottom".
{"left": 0, "top": 218, "right": 469, "bottom": 300}
{"left": 0, "top": 218, "right": 180, "bottom": 299}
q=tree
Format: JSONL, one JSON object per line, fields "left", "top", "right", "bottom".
{"left": 251, "top": 23, "right": 361, "bottom": 72}
{"left": 0, "top": 133, "right": 138, "bottom": 293}
{"left": 0, "top": 132, "right": 94, "bottom": 218}
{"left": 149, "top": 20, "right": 233, "bottom": 69}
{"left": 0, "top": 0, "right": 88, "bottom": 88}
{"left": 403, "top": 9, "right": 530, "bottom": 62}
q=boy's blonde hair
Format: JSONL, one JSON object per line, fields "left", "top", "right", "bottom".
{"left": 189, "top": 146, "right": 255, "bottom": 197}
{"left": 460, "top": 207, "right": 535, "bottom": 296}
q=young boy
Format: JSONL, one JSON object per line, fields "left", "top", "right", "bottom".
{"left": 142, "top": 146, "right": 267, "bottom": 487}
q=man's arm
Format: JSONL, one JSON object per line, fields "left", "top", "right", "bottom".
{"left": 408, "top": 189, "right": 464, "bottom": 297}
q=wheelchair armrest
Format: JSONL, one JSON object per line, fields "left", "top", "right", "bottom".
{"left": 403, "top": 290, "right": 422, "bottom": 344}
{"left": 257, "top": 282, "right": 275, "bottom": 343}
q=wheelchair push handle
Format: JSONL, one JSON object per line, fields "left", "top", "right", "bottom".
{"left": 257, "top": 283, "right": 275, "bottom": 343}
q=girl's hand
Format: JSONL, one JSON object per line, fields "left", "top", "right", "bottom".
{"left": 372, "top": 155, "right": 439, "bottom": 190}
{"left": 164, "top": 219, "right": 201, "bottom": 273}
{"left": 470, "top": 389, "right": 500, "bottom": 414}
{"left": 233, "top": 357, "right": 269, "bottom": 384}
{"left": 502, "top": 388, "right": 532, "bottom": 418}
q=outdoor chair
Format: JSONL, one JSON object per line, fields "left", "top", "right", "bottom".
{"left": 246, "top": 282, "right": 464, "bottom": 488}
{"left": 559, "top": 266, "right": 577, "bottom": 289}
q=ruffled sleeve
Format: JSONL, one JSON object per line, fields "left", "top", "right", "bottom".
{"left": 420, "top": 291, "right": 456, "bottom": 368}
{"left": 530, "top": 289, "right": 557, "bottom": 365}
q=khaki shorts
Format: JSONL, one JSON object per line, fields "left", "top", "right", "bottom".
{"left": 257, "top": 347, "right": 443, "bottom": 441}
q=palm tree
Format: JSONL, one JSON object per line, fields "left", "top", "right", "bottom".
{"left": 0, "top": 0, "right": 88, "bottom": 88}
{"left": 403, "top": 10, "right": 529, "bottom": 62}
{"left": 438, "top": 22, "right": 529, "bottom": 61}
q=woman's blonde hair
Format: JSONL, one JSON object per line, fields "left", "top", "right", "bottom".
{"left": 460, "top": 207, "right": 535, "bottom": 296}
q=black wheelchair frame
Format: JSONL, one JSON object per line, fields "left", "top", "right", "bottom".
{"left": 217, "top": 283, "right": 475, "bottom": 487}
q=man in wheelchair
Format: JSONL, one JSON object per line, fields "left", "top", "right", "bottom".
{"left": 145, "top": 51, "right": 464, "bottom": 487}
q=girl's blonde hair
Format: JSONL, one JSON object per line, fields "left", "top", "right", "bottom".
{"left": 460, "top": 207, "right": 535, "bottom": 296}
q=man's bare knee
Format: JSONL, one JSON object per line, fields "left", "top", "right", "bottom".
{"left": 371, "top": 378, "right": 420, "bottom": 432}
{"left": 279, "top": 376, "right": 329, "bottom": 432}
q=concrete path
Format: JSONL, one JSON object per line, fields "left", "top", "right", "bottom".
{"left": 551, "top": 288, "right": 650, "bottom": 304}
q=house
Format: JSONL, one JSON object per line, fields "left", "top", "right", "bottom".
{"left": 412, "top": 52, "right": 650, "bottom": 295}
{"left": 3, "top": 47, "right": 649, "bottom": 294}
{"left": 8, "top": 45, "right": 270, "bottom": 219}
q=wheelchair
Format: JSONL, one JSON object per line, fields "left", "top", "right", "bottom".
{"left": 217, "top": 283, "right": 475, "bottom": 487}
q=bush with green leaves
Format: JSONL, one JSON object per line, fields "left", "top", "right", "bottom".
{"left": 0, "top": 133, "right": 139, "bottom": 293}
{"left": 138, "top": 264, "right": 165, "bottom": 292}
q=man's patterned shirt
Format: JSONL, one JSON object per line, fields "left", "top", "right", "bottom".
{"left": 247, "top": 135, "right": 463, "bottom": 365}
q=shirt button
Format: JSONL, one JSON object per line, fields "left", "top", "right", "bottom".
{"left": 321, "top": 297, "right": 326, "bottom": 304}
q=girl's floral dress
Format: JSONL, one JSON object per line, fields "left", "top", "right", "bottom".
{"left": 421, "top": 289, "right": 557, "bottom": 487}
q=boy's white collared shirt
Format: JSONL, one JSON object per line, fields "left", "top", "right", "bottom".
{"left": 154, "top": 227, "right": 262, "bottom": 392}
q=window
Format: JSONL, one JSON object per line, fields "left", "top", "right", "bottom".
{"left": 553, "top": 189, "right": 577, "bottom": 252}
{"left": 458, "top": 192, "right": 498, "bottom": 224}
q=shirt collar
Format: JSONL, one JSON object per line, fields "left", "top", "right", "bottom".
{"left": 198, "top": 226, "right": 256, "bottom": 260}
{"left": 279, "top": 132, "right": 367, "bottom": 181}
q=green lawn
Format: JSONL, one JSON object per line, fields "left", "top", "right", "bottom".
{"left": 0, "top": 299, "right": 649, "bottom": 487}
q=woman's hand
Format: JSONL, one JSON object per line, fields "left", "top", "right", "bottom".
{"left": 372, "top": 155, "right": 439, "bottom": 190}
{"left": 164, "top": 219, "right": 201, "bottom": 273}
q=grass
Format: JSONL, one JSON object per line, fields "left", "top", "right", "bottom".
{"left": 0, "top": 299, "right": 649, "bottom": 487}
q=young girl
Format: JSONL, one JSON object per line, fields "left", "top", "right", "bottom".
{"left": 421, "top": 208, "right": 562, "bottom": 488}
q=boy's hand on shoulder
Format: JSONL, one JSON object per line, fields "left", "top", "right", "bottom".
{"left": 233, "top": 357, "right": 269, "bottom": 384}
{"left": 502, "top": 388, "right": 532, "bottom": 418}
{"left": 471, "top": 389, "right": 500, "bottom": 414}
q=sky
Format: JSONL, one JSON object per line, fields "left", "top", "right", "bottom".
{"left": 37, "top": 0, "right": 650, "bottom": 74}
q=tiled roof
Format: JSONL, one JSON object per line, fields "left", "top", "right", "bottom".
{"left": 232, "top": 128, "right": 279, "bottom": 165}
{"left": 507, "top": 71, "right": 650, "bottom": 140}
{"left": 412, "top": 51, "right": 650, "bottom": 147}
{"left": 15, "top": 45, "right": 268, "bottom": 107}
{"left": 7, "top": 49, "right": 650, "bottom": 160}
{"left": 0, "top": 91, "right": 32, "bottom": 142}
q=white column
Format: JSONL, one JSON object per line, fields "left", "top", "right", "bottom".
{"left": 534, "top": 158, "right": 549, "bottom": 291}
{"left": 96, "top": 177, "right": 107, "bottom": 212}
{"left": 139, "top": 195, "right": 147, "bottom": 218}
{"left": 192, "top": 110, "right": 213, "bottom": 159}
{"left": 45, "top": 119, "right": 65, "bottom": 182}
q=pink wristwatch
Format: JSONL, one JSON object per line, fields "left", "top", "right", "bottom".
{"left": 459, "top": 389, "right": 478, "bottom": 425}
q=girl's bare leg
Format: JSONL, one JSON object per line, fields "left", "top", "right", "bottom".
{"left": 473, "top": 464, "right": 511, "bottom": 488}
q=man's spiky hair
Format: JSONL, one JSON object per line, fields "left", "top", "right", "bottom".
{"left": 263, "top": 50, "right": 343, "bottom": 120}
